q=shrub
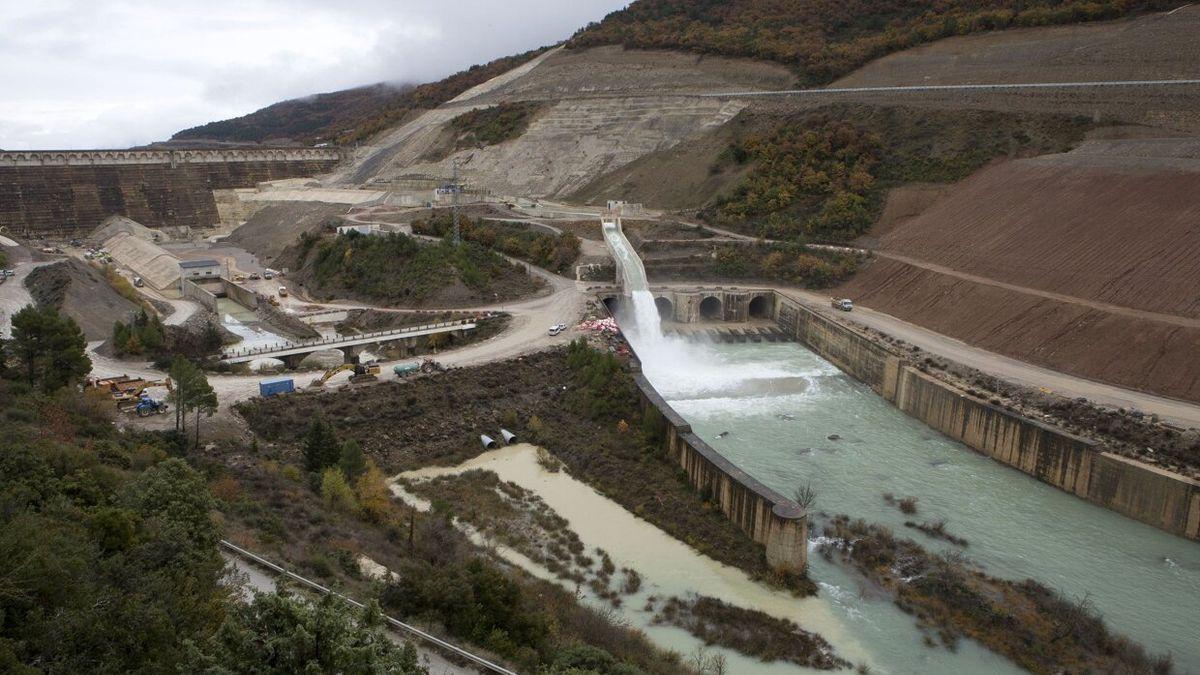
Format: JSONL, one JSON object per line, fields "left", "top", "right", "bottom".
{"left": 321, "top": 468, "right": 358, "bottom": 514}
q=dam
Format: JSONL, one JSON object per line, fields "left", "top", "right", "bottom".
{"left": 602, "top": 219, "right": 1200, "bottom": 673}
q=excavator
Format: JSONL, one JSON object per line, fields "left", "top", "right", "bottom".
{"left": 309, "top": 362, "right": 380, "bottom": 387}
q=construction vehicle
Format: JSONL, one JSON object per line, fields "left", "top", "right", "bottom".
{"left": 134, "top": 392, "right": 169, "bottom": 417}
{"left": 92, "top": 375, "right": 173, "bottom": 406}
{"left": 831, "top": 298, "right": 853, "bottom": 312}
{"left": 393, "top": 362, "right": 420, "bottom": 377}
{"left": 310, "top": 362, "right": 380, "bottom": 387}
{"left": 277, "top": 286, "right": 288, "bottom": 297}
{"left": 268, "top": 295, "right": 280, "bottom": 306}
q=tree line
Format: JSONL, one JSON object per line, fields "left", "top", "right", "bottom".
{"left": 568, "top": 0, "right": 1173, "bottom": 85}
{"left": 413, "top": 212, "right": 582, "bottom": 274}
{"left": 0, "top": 303, "right": 427, "bottom": 672}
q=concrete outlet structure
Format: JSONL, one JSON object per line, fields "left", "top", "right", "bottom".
{"left": 601, "top": 287, "right": 775, "bottom": 323}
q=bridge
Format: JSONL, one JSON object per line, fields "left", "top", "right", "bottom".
{"left": 220, "top": 317, "right": 483, "bottom": 364}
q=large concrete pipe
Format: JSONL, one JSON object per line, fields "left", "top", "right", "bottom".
{"left": 480, "top": 434, "right": 497, "bottom": 449}
{"left": 499, "top": 429, "right": 518, "bottom": 445}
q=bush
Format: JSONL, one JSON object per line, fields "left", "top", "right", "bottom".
{"left": 321, "top": 468, "right": 358, "bottom": 513}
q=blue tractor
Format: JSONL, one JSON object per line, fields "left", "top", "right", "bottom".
{"left": 135, "top": 392, "right": 169, "bottom": 417}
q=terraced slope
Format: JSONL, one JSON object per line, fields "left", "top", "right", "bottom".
{"left": 839, "top": 139, "right": 1200, "bottom": 401}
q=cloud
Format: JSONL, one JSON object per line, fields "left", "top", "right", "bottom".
{"left": 0, "top": 0, "right": 628, "bottom": 149}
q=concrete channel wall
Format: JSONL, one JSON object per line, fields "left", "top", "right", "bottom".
{"left": 633, "top": 373, "right": 809, "bottom": 572}
{"left": 221, "top": 279, "right": 260, "bottom": 309}
{"left": 180, "top": 278, "right": 218, "bottom": 312}
{"left": 776, "top": 295, "right": 1200, "bottom": 541}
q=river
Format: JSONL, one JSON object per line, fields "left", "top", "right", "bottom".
{"left": 601, "top": 220, "right": 1200, "bottom": 673}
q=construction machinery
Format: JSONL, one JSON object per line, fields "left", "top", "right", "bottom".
{"left": 134, "top": 392, "right": 169, "bottom": 417}
{"left": 91, "top": 375, "right": 173, "bottom": 409}
{"left": 830, "top": 297, "right": 854, "bottom": 312}
{"left": 310, "top": 362, "right": 380, "bottom": 387}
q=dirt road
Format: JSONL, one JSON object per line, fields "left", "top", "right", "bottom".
{"left": 779, "top": 287, "right": 1200, "bottom": 429}
{"left": 0, "top": 244, "right": 53, "bottom": 338}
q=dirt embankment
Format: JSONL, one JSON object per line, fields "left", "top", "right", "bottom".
{"left": 224, "top": 202, "right": 345, "bottom": 265}
{"left": 839, "top": 143, "right": 1200, "bottom": 402}
{"left": 24, "top": 259, "right": 141, "bottom": 340}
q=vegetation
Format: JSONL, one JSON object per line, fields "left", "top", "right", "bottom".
{"left": 569, "top": 0, "right": 1172, "bottom": 85}
{"left": 817, "top": 515, "right": 1172, "bottom": 673}
{"left": 0, "top": 353, "right": 226, "bottom": 672}
{"left": 8, "top": 303, "right": 90, "bottom": 391}
{"left": 169, "top": 356, "right": 218, "bottom": 448}
{"left": 446, "top": 101, "right": 542, "bottom": 149}
{"left": 413, "top": 212, "right": 581, "bottom": 274}
{"left": 111, "top": 308, "right": 166, "bottom": 356}
{"left": 702, "top": 106, "right": 1090, "bottom": 240}
{"left": 651, "top": 595, "right": 850, "bottom": 669}
{"left": 186, "top": 592, "right": 427, "bottom": 674}
{"left": 565, "top": 338, "right": 640, "bottom": 421}
{"left": 295, "top": 230, "right": 540, "bottom": 306}
{"left": 213, "top": 428, "right": 680, "bottom": 673}
{"left": 172, "top": 48, "right": 551, "bottom": 145}
{"left": 646, "top": 241, "right": 860, "bottom": 288}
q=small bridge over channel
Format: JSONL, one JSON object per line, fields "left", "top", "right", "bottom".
{"left": 220, "top": 318, "right": 481, "bottom": 364}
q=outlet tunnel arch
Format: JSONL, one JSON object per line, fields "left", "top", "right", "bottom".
{"left": 699, "top": 295, "right": 722, "bottom": 320}
{"left": 654, "top": 296, "right": 674, "bottom": 320}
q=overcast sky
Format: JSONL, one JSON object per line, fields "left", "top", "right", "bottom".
{"left": 0, "top": 0, "right": 629, "bottom": 150}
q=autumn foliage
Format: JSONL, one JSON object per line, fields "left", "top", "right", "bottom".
{"left": 569, "top": 0, "right": 1173, "bottom": 85}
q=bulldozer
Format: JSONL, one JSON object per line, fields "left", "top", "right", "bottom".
{"left": 310, "top": 362, "right": 380, "bottom": 387}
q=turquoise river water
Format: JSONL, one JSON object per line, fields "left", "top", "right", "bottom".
{"left": 649, "top": 341, "right": 1200, "bottom": 673}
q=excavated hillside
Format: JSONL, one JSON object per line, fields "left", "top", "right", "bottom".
{"left": 336, "top": 46, "right": 795, "bottom": 195}
{"left": 837, "top": 139, "right": 1200, "bottom": 402}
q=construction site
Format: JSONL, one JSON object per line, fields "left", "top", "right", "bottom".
{"left": 3, "top": 2, "right": 1200, "bottom": 674}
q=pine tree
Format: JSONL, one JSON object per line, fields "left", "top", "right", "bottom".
{"left": 304, "top": 419, "right": 340, "bottom": 473}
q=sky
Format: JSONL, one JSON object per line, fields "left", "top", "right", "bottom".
{"left": 0, "top": 0, "right": 629, "bottom": 150}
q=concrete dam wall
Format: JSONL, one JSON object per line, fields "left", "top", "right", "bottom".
{"left": 634, "top": 373, "right": 809, "bottom": 573}
{"left": 0, "top": 149, "right": 340, "bottom": 236}
{"left": 776, "top": 295, "right": 1200, "bottom": 541}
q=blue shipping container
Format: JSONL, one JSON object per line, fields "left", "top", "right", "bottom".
{"left": 259, "top": 377, "right": 294, "bottom": 397}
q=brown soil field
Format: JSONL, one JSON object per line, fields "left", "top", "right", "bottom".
{"left": 873, "top": 149, "right": 1200, "bottom": 319}
{"left": 25, "top": 259, "right": 141, "bottom": 340}
{"left": 838, "top": 257, "right": 1200, "bottom": 402}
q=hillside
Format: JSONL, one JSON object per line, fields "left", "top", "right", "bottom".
{"left": 837, "top": 139, "right": 1200, "bottom": 401}
{"left": 567, "top": 0, "right": 1175, "bottom": 84}
{"left": 171, "top": 47, "right": 549, "bottom": 146}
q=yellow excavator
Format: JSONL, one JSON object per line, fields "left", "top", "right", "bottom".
{"left": 309, "top": 362, "right": 380, "bottom": 387}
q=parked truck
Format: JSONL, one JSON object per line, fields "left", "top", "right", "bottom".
{"left": 259, "top": 377, "right": 295, "bottom": 397}
{"left": 831, "top": 297, "right": 853, "bottom": 312}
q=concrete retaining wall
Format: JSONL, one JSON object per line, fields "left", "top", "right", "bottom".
{"left": 634, "top": 373, "right": 808, "bottom": 572}
{"left": 221, "top": 279, "right": 259, "bottom": 309}
{"left": 180, "top": 278, "right": 218, "bottom": 312}
{"left": 776, "top": 294, "right": 1200, "bottom": 541}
